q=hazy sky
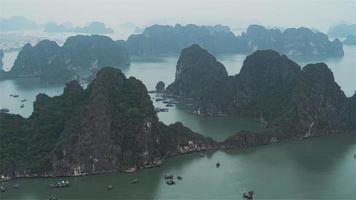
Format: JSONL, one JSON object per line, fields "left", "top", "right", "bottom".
{"left": 0, "top": 0, "right": 355, "bottom": 31}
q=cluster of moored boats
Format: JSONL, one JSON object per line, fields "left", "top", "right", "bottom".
{"left": 164, "top": 174, "right": 182, "bottom": 185}
{"left": 152, "top": 93, "right": 177, "bottom": 113}
{"left": 8, "top": 94, "right": 27, "bottom": 109}
{"left": 49, "top": 180, "right": 70, "bottom": 188}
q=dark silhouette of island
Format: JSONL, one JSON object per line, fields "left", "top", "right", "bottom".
{"left": 0, "top": 16, "right": 39, "bottom": 31}
{"left": 125, "top": 24, "right": 344, "bottom": 58}
{"left": 0, "top": 35, "right": 129, "bottom": 83}
{"left": 328, "top": 24, "right": 356, "bottom": 38}
{"left": 44, "top": 21, "right": 114, "bottom": 34}
{"left": 166, "top": 45, "right": 355, "bottom": 137}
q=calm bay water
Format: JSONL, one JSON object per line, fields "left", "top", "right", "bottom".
{"left": 0, "top": 47, "right": 355, "bottom": 199}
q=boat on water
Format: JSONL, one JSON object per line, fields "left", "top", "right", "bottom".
{"left": 107, "top": 185, "right": 113, "bottom": 190}
{"left": 177, "top": 176, "right": 182, "bottom": 180}
{"left": 155, "top": 107, "right": 169, "bottom": 112}
{"left": 49, "top": 180, "right": 70, "bottom": 188}
{"left": 164, "top": 174, "right": 174, "bottom": 180}
{"left": 0, "top": 185, "right": 6, "bottom": 192}
{"left": 216, "top": 162, "right": 220, "bottom": 168}
{"left": 10, "top": 94, "right": 19, "bottom": 98}
{"left": 243, "top": 190, "right": 254, "bottom": 199}
{"left": 131, "top": 178, "right": 139, "bottom": 184}
{"left": 21, "top": 99, "right": 27, "bottom": 102}
{"left": 166, "top": 180, "right": 175, "bottom": 185}
{"left": 199, "top": 152, "right": 205, "bottom": 157}
{"left": 166, "top": 103, "right": 174, "bottom": 107}
{"left": 123, "top": 167, "right": 136, "bottom": 173}
{"left": 20, "top": 104, "right": 24, "bottom": 108}
{"left": 13, "top": 183, "right": 20, "bottom": 189}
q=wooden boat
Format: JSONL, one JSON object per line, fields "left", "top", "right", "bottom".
{"left": 131, "top": 178, "right": 139, "bottom": 184}
{"left": 243, "top": 190, "right": 254, "bottom": 199}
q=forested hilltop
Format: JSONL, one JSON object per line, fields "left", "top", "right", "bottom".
{"left": 0, "top": 67, "right": 216, "bottom": 179}
{"left": 166, "top": 45, "right": 356, "bottom": 137}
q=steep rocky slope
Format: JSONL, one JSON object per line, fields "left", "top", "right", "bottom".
{"left": 166, "top": 45, "right": 355, "bottom": 135}
{"left": 0, "top": 67, "right": 215, "bottom": 179}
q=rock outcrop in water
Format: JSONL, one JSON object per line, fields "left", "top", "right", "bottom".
{"left": 125, "top": 24, "right": 343, "bottom": 58}
{"left": 0, "top": 67, "right": 216, "bottom": 179}
{"left": 238, "top": 25, "right": 344, "bottom": 58}
{"left": 0, "top": 35, "right": 130, "bottom": 83}
{"left": 155, "top": 81, "right": 165, "bottom": 93}
{"left": 166, "top": 45, "right": 355, "bottom": 136}
{"left": 126, "top": 24, "right": 239, "bottom": 56}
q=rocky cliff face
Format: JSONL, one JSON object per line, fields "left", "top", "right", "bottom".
{"left": 166, "top": 44, "right": 234, "bottom": 115}
{"left": 0, "top": 67, "right": 215, "bottom": 179}
{"left": 239, "top": 25, "right": 344, "bottom": 58}
{"left": 166, "top": 45, "right": 355, "bottom": 135}
{"left": 291, "top": 63, "right": 354, "bottom": 135}
{"left": 0, "top": 35, "right": 130, "bottom": 83}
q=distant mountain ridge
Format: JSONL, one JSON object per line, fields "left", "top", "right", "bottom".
{"left": 0, "top": 35, "right": 130, "bottom": 83}
{"left": 44, "top": 22, "right": 114, "bottom": 34}
{"left": 0, "top": 16, "right": 39, "bottom": 31}
{"left": 328, "top": 24, "right": 356, "bottom": 38}
{"left": 126, "top": 24, "right": 344, "bottom": 58}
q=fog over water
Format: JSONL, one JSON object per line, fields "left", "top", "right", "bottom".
{"left": 1, "top": 0, "right": 355, "bottom": 32}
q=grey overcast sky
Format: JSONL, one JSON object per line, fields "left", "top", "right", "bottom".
{"left": 0, "top": 0, "right": 355, "bottom": 31}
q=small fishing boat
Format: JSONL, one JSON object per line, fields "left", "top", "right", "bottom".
{"left": 107, "top": 185, "right": 113, "bottom": 190}
{"left": 131, "top": 178, "right": 139, "bottom": 184}
{"left": 199, "top": 152, "right": 205, "bottom": 157}
{"left": 13, "top": 183, "right": 20, "bottom": 189}
{"left": 216, "top": 162, "right": 220, "bottom": 168}
{"left": 166, "top": 180, "right": 175, "bottom": 185}
{"left": 243, "top": 190, "right": 254, "bottom": 199}
{"left": 164, "top": 174, "right": 174, "bottom": 180}
{"left": 20, "top": 104, "right": 24, "bottom": 108}
{"left": 21, "top": 99, "right": 27, "bottom": 102}
{"left": 0, "top": 185, "right": 6, "bottom": 192}
{"left": 177, "top": 176, "right": 182, "bottom": 180}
